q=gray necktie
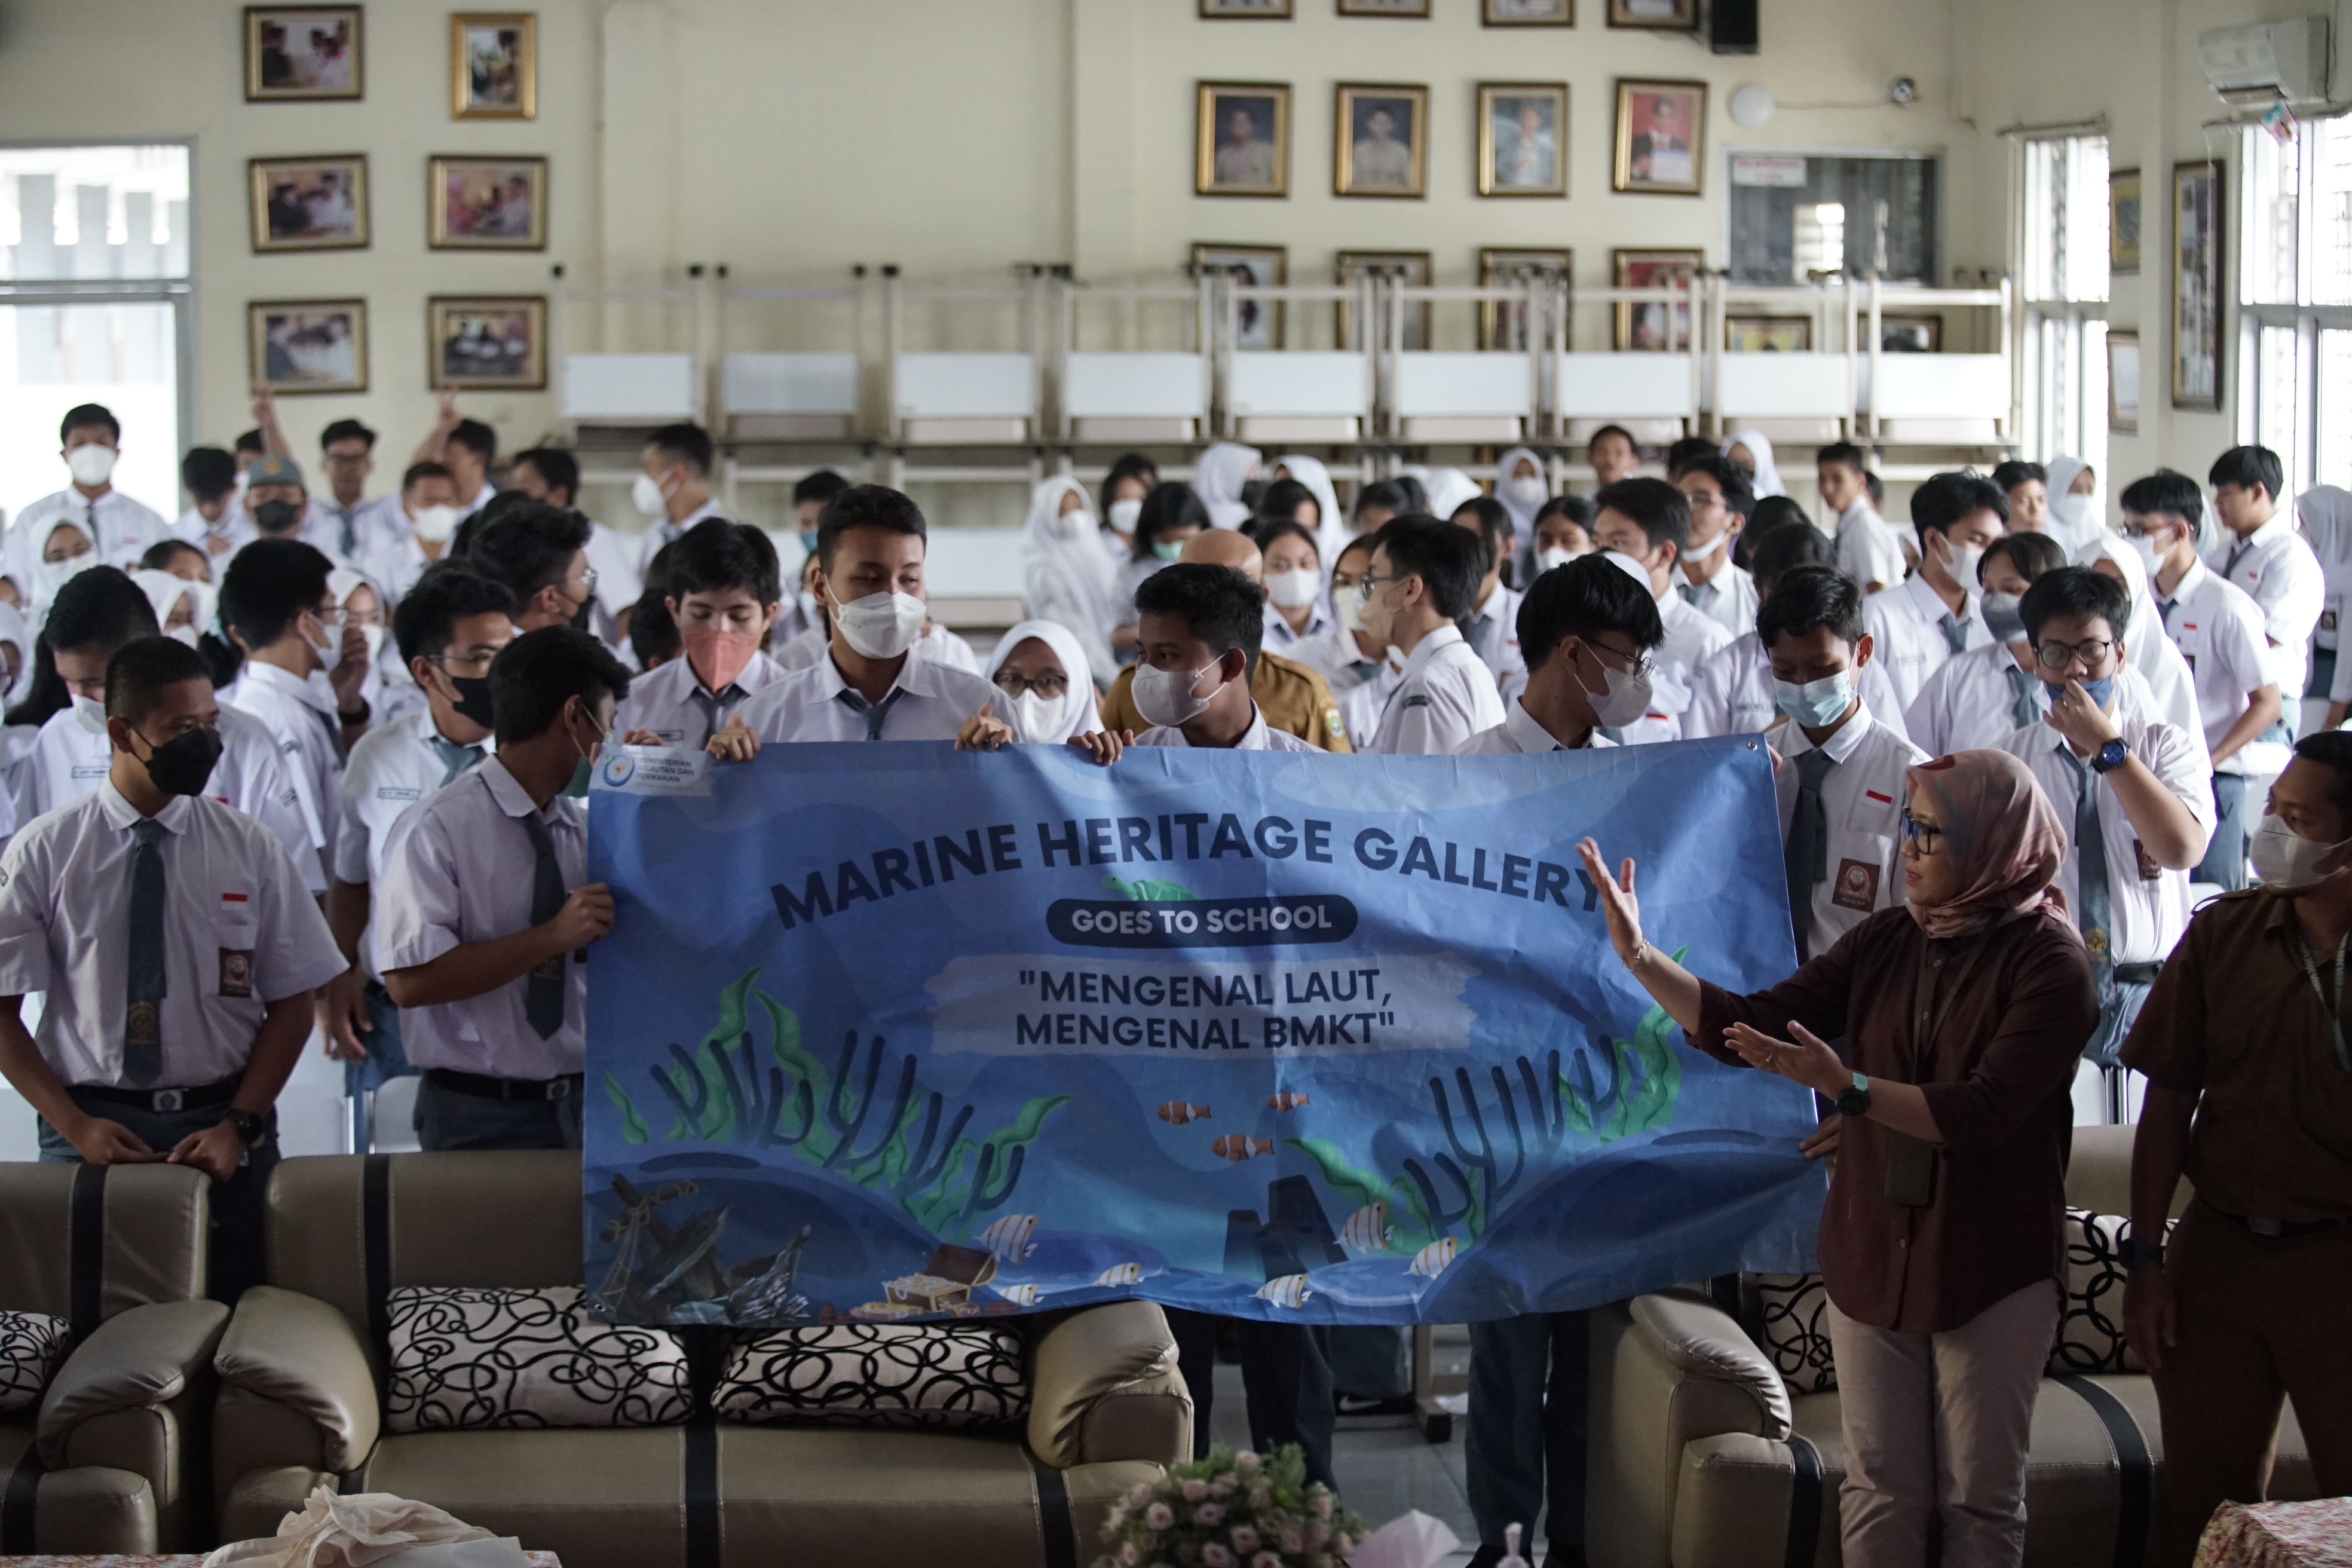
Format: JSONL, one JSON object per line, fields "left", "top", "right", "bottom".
{"left": 1678, "top": 581, "right": 1704, "bottom": 607}
{"left": 837, "top": 686, "right": 906, "bottom": 741}
{"left": 2158, "top": 595, "right": 2179, "bottom": 630}
{"left": 429, "top": 735, "right": 483, "bottom": 786}
{"left": 2224, "top": 538, "right": 2252, "bottom": 579}
{"left": 520, "top": 813, "right": 566, "bottom": 1039}
{"left": 689, "top": 687, "right": 736, "bottom": 749}
{"left": 2004, "top": 663, "right": 2039, "bottom": 730}
{"left": 336, "top": 505, "right": 358, "bottom": 558}
{"left": 308, "top": 703, "right": 347, "bottom": 765}
{"left": 124, "top": 819, "right": 166, "bottom": 1087}
{"left": 1783, "top": 748, "right": 1835, "bottom": 963}
{"left": 2057, "top": 746, "right": 2114, "bottom": 990}
{"left": 1937, "top": 611, "right": 1970, "bottom": 656}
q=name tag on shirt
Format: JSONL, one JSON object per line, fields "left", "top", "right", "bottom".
{"left": 376, "top": 786, "right": 422, "bottom": 801}
{"left": 218, "top": 892, "right": 257, "bottom": 999}
{"left": 70, "top": 764, "right": 106, "bottom": 780}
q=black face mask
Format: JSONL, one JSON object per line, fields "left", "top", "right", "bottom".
{"left": 448, "top": 673, "right": 495, "bottom": 729}
{"left": 137, "top": 725, "right": 224, "bottom": 797}
{"left": 253, "top": 500, "right": 302, "bottom": 534}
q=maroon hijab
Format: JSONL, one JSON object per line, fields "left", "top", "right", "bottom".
{"left": 1903, "top": 749, "right": 2069, "bottom": 939}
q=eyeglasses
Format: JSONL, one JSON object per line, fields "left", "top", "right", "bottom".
{"left": 1680, "top": 490, "right": 1725, "bottom": 512}
{"left": 1581, "top": 640, "right": 1653, "bottom": 680}
{"left": 1898, "top": 808, "right": 1943, "bottom": 853}
{"left": 2034, "top": 637, "right": 2114, "bottom": 672}
{"left": 569, "top": 568, "right": 600, "bottom": 595}
{"left": 426, "top": 648, "right": 502, "bottom": 672}
{"left": 993, "top": 671, "right": 1070, "bottom": 699}
{"left": 1355, "top": 574, "right": 1404, "bottom": 602}
{"left": 308, "top": 604, "right": 348, "bottom": 627}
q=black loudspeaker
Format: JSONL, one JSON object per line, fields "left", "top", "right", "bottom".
{"left": 1711, "top": 0, "right": 1758, "bottom": 54}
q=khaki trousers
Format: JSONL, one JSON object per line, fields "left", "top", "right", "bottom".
{"left": 1825, "top": 1278, "right": 2060, "bottom": 1568}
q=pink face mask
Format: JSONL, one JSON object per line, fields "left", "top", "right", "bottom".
{"left": 684, "top": 627, "right": 760, "bottom": 693}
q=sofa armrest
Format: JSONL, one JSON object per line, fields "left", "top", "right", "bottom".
{"left": 1671, "top": 1432, "right": 1801, "bottom": 1568}
{"left": 36, "top": 1300, "right": 230, "bottom": 1468}
{"left": 212, "top": 1287, "right": 379, "bottom": 1472}
{"left": 1626, "top": 1291, "right": 1791, "bottom": 1439}
{"left": 1028, "top": 1301, "right": 1192, "bottom": 1471}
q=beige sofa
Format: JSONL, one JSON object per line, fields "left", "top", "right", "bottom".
{"left": 1587, "top": 1125, "right": 2320, "bottom": 1568}
{"left": 210, "top": 1152, "right": 1193, "bottom": 1568}
{"left": 0, "top": 1162, "right": 227, "bottom": 1554}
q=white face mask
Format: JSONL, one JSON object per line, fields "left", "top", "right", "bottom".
{"left": 1503, "top": 475, "right": 1548, "bottom": 509}
{"left": 2249, "top": 812, "right": 2352, "bottom": 892}
{"left": 630, "top": 471, "right": 669, "bottom": 518}
{"left": 1007, "top": 688, "right": 1066, "bottom": 742}
{"left": 1134, "top": 660, "right": 1221, "bottom": 730}
{"left": 35, "top": 552, "right": 97, "bottom": 602}
{"left": 1939, "top": 536, "right": 1986, "bottom": 588}
{"left": 167, "top": 624, "right": 201, "bottom": 649}
{"left": 1335, "top": 586, "right": 1367, "bottom": 636}
{"left": 1055, "top": 505, "right": 1092, "bottom": 541}
{"left": 357, "top": 624, "right": 385, "bottom": 667}
{"left": 411, "top": 504, "right": 460, "bottom": 543}
{"left": 2126, "top": 531, "right": 2167, "bottom": 580}
{"left": 65, "top": 444, "right": 117, "bottom": 486}
{"left": 1578, "top": 644, "right": 1653, "bottom": 728}
{"left": 1267, "top": 567, "right": 1321, "bottom": 610}
{"left": 72, "top": 693, "right": 108, "bottom": 736}
{"left": 306, "top": 611, "right": 346, "bottom": 675}
{"left": 2050, "top": 494, "right": 2091, "bottom": 532}
{"left": 1535, "top": 545, "right": 1581, "bottom": 575}
{"left": 832, "top": 589, "right": 926, "bottom": 660}
{"left": 797, "top": 589, "right": 823, "bottom": 627}
{"left": 1680, "top": 528, "right": 1727, "bottom": 564}
{"left": 1108, "top": 498, "right": 1143, "bottom": 536}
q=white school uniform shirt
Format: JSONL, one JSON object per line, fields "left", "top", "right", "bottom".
{"left": 2152, "top": 558, "right": 2276, "bottom": 776}
{"left": 1262, "top": 600, "right": 1337, "bottom": 656}
{"left": 355, "top": 528, "right": 445, "bottom": 607}
{"left": 1835, "top": 503, "right": 1909, "bottom": 592}
{"left": 0, "top": 783, "right": 343, "bottom": 1089}
{"left": 635, "top": 498, "right": 731, "bottom": 575}
{"left": 333, "top": 710, "right": 491, "bottom": 978}
{"left": 1368, "top": 625, "right": 1505, "bottom": 756}
{"left": 2300, "top": 491, "right": 2352, "bottom": 697}
{"left": 2211, "top": 513, "right": 2325, "bottom": 696}
{"left": 921, "top": 623, "right": 981, "bottom": 675}
{"left": 1134, "top": 704, "right": 1320, "bottom": 754}
{"left": 733, "top": 647, "right": 1000, "bottom": 744}
{"left": 170, "top": 506, "right": 238, "bottom": 558}
{"left": 1682, "top": 631, "right": 1913, "bottom": 745}
{"left": 1670, "top": 559, "right": 1758, "bottom": 641}
{"left": 1291, "top": 624, "right": 1397, "bottom": 751}
{"left": 1456, "top": 700, "right": 1619, "bottom": 755}
{"left": 375, "top": 758, "right": 586, "bottom": 1081}
{"left": 773, "top": 626, "right": 828, "bottom": 673}
{"left": 226, "top": 662, "right": 348, "bottom": 870}
{"left": 1617, "top": 590, "right": 1735, "bottom": 746}
{"left": 1767, "top": 700, "right": 1925, "bottom": 951}
{"left": 3, "top": 489, "right": 171, "bottom": 594}
{"left": 1864, "top": 574, "right": 1989, "bottom": 715}
{"left": 614, "top": 650, "right": 785, "bottom": 748}
{"left": 16, "top": 704, "right": 321, "bottom": 893}
{"left": 313, "top": 494, "right": 394, "bottom": 562}
{"left": 1903, "top": 641, "right": 2047, "bottom": 760}
{"left": 2000, "top": 671, "right": 2211, "bottom": 967}
{"left": 1466, "top": 584, "right": 1527, "bottom": 700}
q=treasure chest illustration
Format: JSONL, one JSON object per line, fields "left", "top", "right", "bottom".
{"left": 878, "top": 1243, "right": 999, "bottom": 1313}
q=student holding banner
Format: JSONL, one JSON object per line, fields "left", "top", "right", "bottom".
{"left": 1358, "top": 516, "right": 1504, "bottom": 755}
{"left": 613, "top": 519, "right": 786, "bottom": 749}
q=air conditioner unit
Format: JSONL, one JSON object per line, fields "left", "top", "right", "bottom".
{"left": 2200, "top": 17, "right": 2330, "bottom": 104}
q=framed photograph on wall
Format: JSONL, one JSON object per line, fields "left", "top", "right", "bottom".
{"left": 250, "top": 299, "right": 367, "bottom": 394}
{"left": 1192, "top": 243, "right": 1288, "bottom": 349}
{"left": 244, "top": 7, "right": 363, "bottom": 101}
{"left": 1200, "top": 0, "right": 1293, "bottom": 14}
{"left": 428, "top": 295, "right": 546, "bottom": 390}
{"left": 1478, "top": 247, "right": 1571, "bottom": 350}
{"left": 1609, "top": 0, "right": 1696, "bottom": 27}
{"left": 1196, "top": 82, "right": 1291, "bottom": 197}
{"left": 1879, "top": 313, "right": 1942, "bottom": 352}
{"left": 451, "top": 13, "right": 535, "bottom": 120}
{"left": 428, "top": 155, "right": 547, "bottom": 249}
{"left": 1485, "top": 0, "right": 1573, "bottom": 23}
{"left": 1612, "top": 79, "right": 1707, "bottom": 195}
{"left": 1613, "top": 247, "right": 1699, "bottom": 350}
{"left": 2108, "top": 331, "right": 2140, "bottom": 433}
{"left": 248, "top": 155, "right": 368, "bottom": 252}
{"left": 1726, "top": 316, "right": 1811, "bottom": 353}
{"left": 2172, "top": 160, "right": 2223, "bottom": 411}
{"left": 1334, "top": 82, "right": 1428, "bottom": 198}
{"left": 2109, "top": 166, "right": 2142, "bottom": 274}
{"left": 1336, "top": 250, "right": 1432, "bottom": 348}
{"left": 1337, "top": 0, "right": 1431, "bottom": 14}
{"left": 1478, "top": 83, "right": 1567, "bottom": 197}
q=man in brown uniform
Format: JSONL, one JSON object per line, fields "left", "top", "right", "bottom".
{"left": 2124, "top": 729, "right": 2352, "bottom": 1563}
{"left": 1100, "top": 528, "right": 1352, "bottom": 752}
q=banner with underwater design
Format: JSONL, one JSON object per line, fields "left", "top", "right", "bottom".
{"left": 581, "top": 736, "right": 1826, "bottom": 1327}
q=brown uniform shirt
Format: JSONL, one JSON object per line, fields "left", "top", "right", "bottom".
{"left": 1696, "top": 904, "right": 2096, "bottom": 1333}
{"left": 2121, "top": 887, "right": 2352, "bottom": 1224}
{"left": 1100, "top": 650, "right": 1352, "bottom": 752}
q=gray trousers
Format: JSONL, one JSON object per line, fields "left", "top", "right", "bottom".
{"left": 38, "top": 1091, "right": 277, "bottom": 1304}
{"left": 415, "top": 1077, "right": 583, "bottom": 1151}
{"left": 1468, "top": 1310, "right": 1591, "bottom": 1549}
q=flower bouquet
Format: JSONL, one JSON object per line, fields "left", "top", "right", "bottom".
{"left": 1094, "top": 1444, "right": 1369, "bottom": 1568}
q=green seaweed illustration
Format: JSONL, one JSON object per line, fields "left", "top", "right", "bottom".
{"left": 1102, "top": 874, "right": 1198, "bottom": 901}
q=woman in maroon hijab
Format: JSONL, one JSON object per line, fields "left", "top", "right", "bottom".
{"left": 1579, "top": 749, "right": 2096, "bottom": 1568}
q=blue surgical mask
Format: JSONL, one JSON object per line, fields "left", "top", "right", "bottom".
{"left": 1152, "top": 540, "right": 1184, "bottom": 564}
{"left": 2044, "top": 674, "right": 2117, "bottom": 710}
{"left": 1774, "top": 671, "right": 1856, "bottom": 728}
{"left": 798, "top": 526, "right": 819, "bottom": 555}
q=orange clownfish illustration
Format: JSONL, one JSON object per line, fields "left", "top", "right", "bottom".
{"left": 1157, "top": 1101, "right": 1211, "bottom": 1125}
{"left": 1267, "top": 1093, "right": 1310, "bottom": 1113}
{"left": 1212, "top": 1135, "right": 1275, "bottom": 1162}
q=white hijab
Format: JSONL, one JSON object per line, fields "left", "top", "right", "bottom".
{"left": 1423, "top": 467, "right": 1482, "bottom": 522}
{"left": 2041, "top": 456, "right": 2102, "bottom": 555}
{"left": 1018, "top": 475, "right": 1119, "bottom": 684}
{"left": 0, "top": 601, "right": 31, "bottom": 707}
{"left": 1492, "top": 446, "right": 1547, "bottom": 550}
{"left": 130, "top": 569, "right": 216, "bottom": 648}
{"left": 2300, "top": 483, "right": 2352, "bottom": 569}
{"left": 1193, "top": 442, "right": 1260, "bottom": 529}
{"left": 1722, "top": 430, "right": 1786, "bottom": 498}
{"left": 2073, "top": 532, "right": 2207, "bottom": 755}
{"left": 985, "top": 618, "right": 1105, "bottom": 744}
{"left": 1272, "top": 454, "right": 1348, "bottom": 567}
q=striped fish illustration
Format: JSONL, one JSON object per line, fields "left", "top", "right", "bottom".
{"left": 1408, "top": 1236, "right": 1459, "bottom": 1279}
{"left": 1255, "top": 1273, "right": 1313, "bottom": 1309}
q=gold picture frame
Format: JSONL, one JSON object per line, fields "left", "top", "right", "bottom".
{"left": 2108, "top": 331, "right": 2140, "bottom": 433}
{"left": 1726, "top": 315, "right": 1812, "bottom": 353}
{"left": 1613, "top": 247, "right": 1700, "bottom": 350}
{"left": 1612, "top": 78, "right": 1707, "bottom": 196}
{"left": 2109, "top": 166, "right": 2142, "bottom": 275}
{"left": 1192, "top": 243, "right": 1288, "bottom": 350}
{"left": 1334, "top": 82, "right": 1429, "bottom": 199}
{"left": 428, "top": 295, "right": 547, "bottom": 391}
{"left": 1196, "top": 81, "right": 1291, "bottom": 198}
{"left": 1478, "top": 247, "right": 1572, "bottom": 350}
{"left": 451, "top": 13, "right": 536, "bottom": 120}
{"left": 1336, "top": 249, "right": 1432, "bottom": 348}
{"left": 250, "top": 299, "right": 368, "bottom": 394}
{"left": 244, "top": 6, "right": 363, "bottom": 102}
{"left": 428, "top": 155, "right": 548, "bottom": 250}
{"left": 1478, "top": 83, "right": 1568, "bottom": 198}
{"left": 248, "top": 155, "right": 368, "bottom": 252}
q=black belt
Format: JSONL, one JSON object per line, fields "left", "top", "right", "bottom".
{"left": 2203, "top": 1196, "right": 2352, "bottom": 1241}
{"left": 424, "top": 1068, "right": 584, "bottom": 1102}
{"left": 2112, "top": 962, "right": 2161, "bottom": 986}
{"left": 72, "top": 1073, "right": 239, "bottom": 1113}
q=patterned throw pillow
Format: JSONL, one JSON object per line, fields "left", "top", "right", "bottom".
{"left": 1742, "top": 1274, "right": 1836, "bottom": 1395}
{"left": 713, "top": 1322, "right": 1030, "bottom": 1429}
{"left": 2051, "top": 1208, "right": 2174, "bottom": 1375}
{"left": 385, "top": 1285, "right": 692, "bottom": 1434}
{"left": 0, "top": 1311, "right": 70, "bottom": 1416}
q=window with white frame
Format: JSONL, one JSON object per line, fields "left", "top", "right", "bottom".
{"left": 2017, "top": 133, "right": 2109, "bottom": 479}
{"left": 2241, "top": 115, "right": 2352, "bottom": 494}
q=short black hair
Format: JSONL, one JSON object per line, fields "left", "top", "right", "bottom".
{"left": 1535, "top": 493, "right": 1594, "bottom": 531}
{"left": 1373, "top": 515, "right": 1484, "bottom": 620}
{"left": 402, "top": 460, "right": 454, "bottom": 494}
{"left": 1864, "top": 472, "right": 1883, "bottom": 507}
{"left": 1984, "top": 530, "right": 2068, "bottom": 583}
{"left": 1454, "top": 495, "right": 1515, "bottom": 571}
{"left": 489, "top": 626, "right": 632, "bottom": 746}
{"left": 1817, "top": 442, "right": 1867, "bottom": 475}
{"left": 1352, "top": 479, "right": 1413, "bottom": 522}
{"left": 1662, "top": 435, "right": 1718, "bottom": 476}
{"left": 2118, "top": 469, "right": 2205, "bottom": 539}
{"left": 1250, "top": 517, "right": 1321, "bottom": 565}
{"left": 1594, "top": 477, "right": 1692, "bottom": 555}
{"left": 2209, "top": 445, "right": 2284, "bottom": 504}
{"left": 320, "top": 418, "right": 376, "bottom": 451}
{"left": 139, "top": 539, "right": 207, "bottom": 575}
{"left": 1334, "top": 533, "right": 1377, "bottom": 572}
{"left": 513, "top": 446, "right": 579, "bottom": 502}
{"left": 60, "top": 403, "right": 119, "bottom": 445}
{"left": 1392, "top": 474, "right": 1430, "bottom": 514}
{"left": 646, "top": 422, "right": 714, "bottom": 477}
{"left": 1909, "top": 470, "right": 2009, "bottom": 542}
{"left": 630, "top": 593, "right": 681, "bottom": 668}
{"left": 47, "top": 566, "right": 160, "bottom": 657}
{"left": 816, "top": 484, "right": 926, "bottom": 574}
{"left": 1677, "top": 454, "right": 1756, "bottom": 519}
{"left": 1757, "top": 565, "right": 1867, "bottom": 651}
{"left": 391, "top": 563, "right": 516, "bottom": 666}
{"left": 1991, "top": 459, "right": 2047, "bottom": 492}
{"left": 181, "top": 446, "right": 237, "bottom": 502}
{"left": 2291, "top": 729, "right": 2352, "bottom": 824}
{"left": 669, "top": 519, "right": 781, "bottom": 605}
{"left": 1748, "top": 518, "right": 1836, "bottom": 596}
{"left": 1747, "top": 495, "right": 1812, "bottom": 539}
{"left": 2019, "top": 565, "right": 2130, "bottom": 645}
{"left": 1133, "top": 481, "right": 1209, "bottom": 561}
{"left": 446, "top": 419, "right": 497, "bottom": 464}
{"left": 220, "top": 538, "right": 333, "bottom": 651}
{"left": 105, "top": 635, "right": 209, "bottom": 724}
{"left": 234, "top": 429, "right": 266, "bottom": 457}
{"left": 466, "top": 502, "right": 593, "bottom": 601}
{"left": 1258, "top": 477, "right": 1318, "bottom": 529}
{"left": 1132, "top": 563, "right": 1265, "bottom": 683}
{"left": 1100, "top": 454, "right": 1157, "bottom": 518}
{"left": 1587, "top": 423, "right": 1637, "bottom": 454}
{"left": 792, "top": 468, "right": 851, "bottom": 507}
{"left": 1518, "top": 553, "right": 1665, "bottom": 673}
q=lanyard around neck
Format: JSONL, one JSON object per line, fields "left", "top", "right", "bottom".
{"left": 2286, "top": 914, "right": 2352, "bottom": 1074}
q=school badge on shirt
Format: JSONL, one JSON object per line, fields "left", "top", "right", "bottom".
{"left": 218, "top": 891, "right": 256, "bottom": 998}
{"left": 1832, "top": 858, "right": 1879, "bottom": 911}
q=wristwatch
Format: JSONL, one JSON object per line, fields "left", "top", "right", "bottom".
{"left": 222, "top": 1108, "right": 268, "bottom": 1146}
{"left": 2090, "top": 737, "right": 2129, "bottom": 774}
{"left": 1834, "top": 1070, "right": 1872, "bottom": 1118}
{"left": 2117, "top": 1236, "right": 2165, "bottom": 1271}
